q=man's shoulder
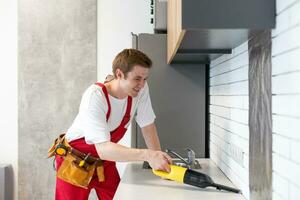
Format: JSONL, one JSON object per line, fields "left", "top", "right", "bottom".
{"left": 79, "top": 84, "right": 106, "bottom": 109}
{"left": 85, "top": 83, "right": 103, "bottom": 93}
{"left": 82, "top": 84, "right": 105, "bottom": 100}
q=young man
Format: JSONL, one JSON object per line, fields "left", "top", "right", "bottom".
{"left": 55, "top": 49, "right": 172, "bottom": 200}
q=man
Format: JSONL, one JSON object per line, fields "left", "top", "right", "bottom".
{"left": 55, "top": 49, "right": 172, "bottom": 199}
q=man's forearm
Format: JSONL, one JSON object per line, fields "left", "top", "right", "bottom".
{"left": 95, "top": 141, "right": 172, "bottom": 172}
{"left": 141, "top": 123, "right": 161, "bottom": 151}
{"left": 95, "top": 123, "right": 162, "bottom": 161}
{"left": 95, "top": 142, "right": 148, "bottom": 162}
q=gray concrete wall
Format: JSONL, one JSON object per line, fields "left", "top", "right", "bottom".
{"left": 18, "top": 0, "right": 97, "bottom": 199}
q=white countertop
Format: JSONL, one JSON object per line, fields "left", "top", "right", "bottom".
{"left": 114, "top": 159, "right": 245, "bottom": 200}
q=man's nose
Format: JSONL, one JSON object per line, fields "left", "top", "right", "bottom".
{"left": 139, "top": 79, "right": 145, "bottom": 88}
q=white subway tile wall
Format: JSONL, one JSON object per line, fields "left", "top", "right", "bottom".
{"left": 210, "top": 1, "right": 300, "bottom": 199}
{"left": 272, "top": 0, "right": 300, "bottom": 200}
{"left": 209, "top": 41, "right": 250, "bottom": 199}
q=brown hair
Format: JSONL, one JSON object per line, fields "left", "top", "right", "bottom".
{"left": 112, "top": 49, "right": 152, "bottom": 78}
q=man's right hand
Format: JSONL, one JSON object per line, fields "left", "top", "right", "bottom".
{"left": 146, "top": 150, "right": 173, "bottom": 173}
{"left": 95, "top": 142, "right": 173, "bottom": 172}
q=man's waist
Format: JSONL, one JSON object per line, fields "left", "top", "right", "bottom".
{"left": 66, "top": 136, "right": 100, "bottom": 158}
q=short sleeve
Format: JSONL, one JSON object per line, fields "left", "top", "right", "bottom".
{"left": 79, "top": 89, "right": 111, "bottom": 144}
{"left": 135, "top": 83, "right": 156, "bottom": 128}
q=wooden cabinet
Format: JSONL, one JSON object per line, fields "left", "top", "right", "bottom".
{"left": 167, "top": 0, "right": 185, "bottom": 63}
{"left": 167, "top": 0, "right": 275, "bottom": 64}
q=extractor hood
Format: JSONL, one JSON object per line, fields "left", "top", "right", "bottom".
{"left": 167, "top": 0, "right": 275, "bottom": 64}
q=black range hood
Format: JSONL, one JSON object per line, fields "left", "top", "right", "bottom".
{"left": 168, "top": 0, "right": 275, "bottom": 64}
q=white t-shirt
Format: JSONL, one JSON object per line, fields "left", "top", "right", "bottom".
{"left": 65, "top": 82, "right": 156, "bottom": 144}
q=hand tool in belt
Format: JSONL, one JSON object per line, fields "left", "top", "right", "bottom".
{"left": 55, "top": 143, "right": 103, "bottom": 166}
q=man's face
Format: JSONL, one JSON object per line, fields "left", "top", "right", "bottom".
{"left": 119, "top": 65, "right": 149, "bottom": 97}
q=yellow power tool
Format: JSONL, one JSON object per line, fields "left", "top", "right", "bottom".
{"left": 153, "top": 165, "right": 240, "bottom": 193}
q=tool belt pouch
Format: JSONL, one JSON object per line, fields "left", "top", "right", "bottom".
{"left": 48, "top": 134, "right": 105, "bottom": 186}
{"left": 96, "top": 164, "right": 105, "bottom": 182}
{"left": 57, "top": 153, "right": 95, "bottom": 189}
{"left": 48, "top": 134, "right": 66, "bottom": 158}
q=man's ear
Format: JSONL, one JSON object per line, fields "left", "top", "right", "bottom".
{"left": 115, "top": 68, "right": 124, "bottom": 79}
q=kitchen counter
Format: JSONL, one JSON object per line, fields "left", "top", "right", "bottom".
{"left": 114, "top": 159, "right": 245, "bottom": 200}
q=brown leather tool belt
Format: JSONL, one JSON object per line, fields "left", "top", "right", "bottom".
{"left": 48, "top": 134, "right": 102, "bottom": 163}
{"left": 48, "top": 134, "right": 105, "bottom": 188}
{"left": 68, "top": 146, "right": 103, "bottom": 166}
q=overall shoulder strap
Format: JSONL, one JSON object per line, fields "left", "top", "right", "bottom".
{"left": 95, "top": 83, "right": 111, "bottom": 121}
{"left": 120, "top": 96, "right": 132, "bottom": 127}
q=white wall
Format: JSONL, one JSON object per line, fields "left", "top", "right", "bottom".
{"left": 209, "top": 42, "right": 250, "bottom": 199}
{"left": 97, "top": 0, "right": 153, "bottom": 81}
{"left": 97, "top": 0, "right": 153, "bottom": 175}
{"left": 272, "top": 0, "right": 300, "bottom": 199}
{"left": 210, "top": 0, "right": 300, "bottom": 199}
{"left": 0, "top": 0, "right": 18, "bottom": 199}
